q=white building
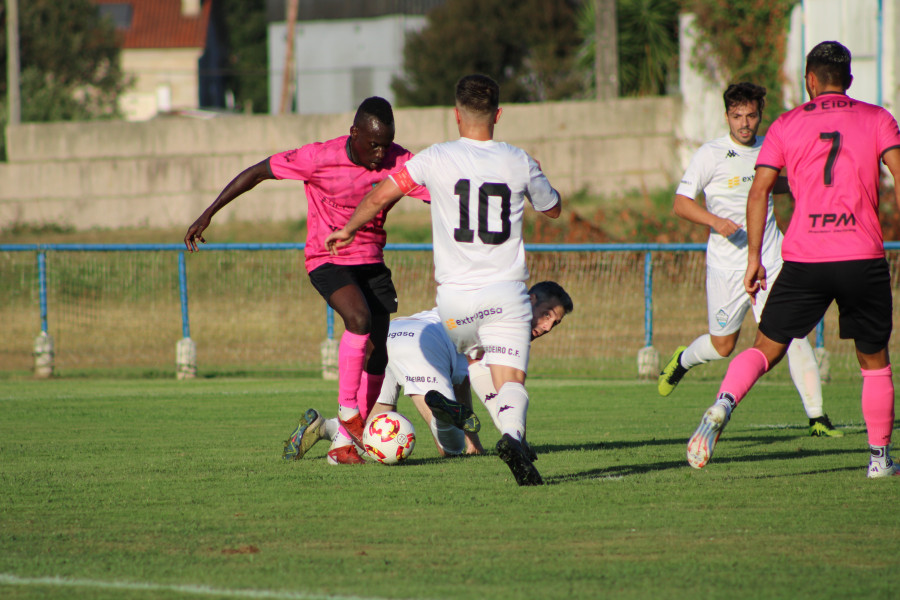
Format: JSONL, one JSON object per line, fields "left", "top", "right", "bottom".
{"left": 266, "top": 0, "right": 442, "bottom": 115}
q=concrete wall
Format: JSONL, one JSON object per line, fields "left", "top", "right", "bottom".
{"left": 0, "top": 96, "right": 681, "bottom": 231}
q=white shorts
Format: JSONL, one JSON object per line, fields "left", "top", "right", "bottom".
{"left": 706, "top": 260, "right": 782, "bottom": 336}
{"left": 376, "top": 319, "right": 467, "bottom": 405}
{"left": 436, "top": 281, "right": 532, "bottom": 372}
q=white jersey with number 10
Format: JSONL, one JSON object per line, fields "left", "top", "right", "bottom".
{"left": 395, "top": 137, "right": 560, "bottom": 287}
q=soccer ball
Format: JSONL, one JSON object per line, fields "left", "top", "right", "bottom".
{"left": 364, "top": 411, "right": 416, "bottom": 465}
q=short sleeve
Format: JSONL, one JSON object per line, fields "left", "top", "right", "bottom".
{"left": 876, "top": 108, "right": 900, "bottom": 158}
{"left": 756, "top": 119, "right": 786, "bottom": 172}
{"left": 524, "top": 154, "right": 560, "bottom": 212}
{"left": 675, "top": 144, "right": 715, "bottom": 200}
{"left": 269, "top": 145, "right": 317, "bottom": 181}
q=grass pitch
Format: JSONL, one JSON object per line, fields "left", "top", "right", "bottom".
{"left": 1, "top": 377, "right": 898, "bottom": 600}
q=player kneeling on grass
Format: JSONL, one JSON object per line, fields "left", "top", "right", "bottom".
{"left": 283, "top": 281, "right": 573, "bottom": 467}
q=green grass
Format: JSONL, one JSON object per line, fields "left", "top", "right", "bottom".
{"left": 1, "top": 377, "right": 898, "bottom": 600}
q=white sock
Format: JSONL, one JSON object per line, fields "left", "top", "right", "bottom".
{"left": 468, "top": 361, "right": 502, "bottom": 430}
{"left": 337, "top": 406, "right": 359, "bottom": 421}
{"left": 495, "top": 382, "right": 529, "bottom": 441}
{"left": 681, "top": 334, "right": 724, "bottom": 369}
{"left": 870, "top": 444, "right": 891, "bottom": 467}
{"left": 329, "top": 430, "right": 351, "bottom": 450}
{"left": 431, "top": 417, "right": 465, "bottom": 455}
{"left": 323, "top": 417, "right": 339, "bottom": 442}
{"left": 786, "top": 338, "right": 824, "bottom": 419}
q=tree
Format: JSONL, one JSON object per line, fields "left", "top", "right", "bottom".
{"left": 683, "top": 0, "right": 797, "bottom": 117}
{"left": 392, "top": 0, "right": 586, "bottom": 106}
{"left": 217, "top": 0, "right": 268, "bottom": 114}
{"left": 576, "top": 0, "right": 680, "bottom": 97}
{"left": 1, "top": 0, "right": 129, "bottom": 158}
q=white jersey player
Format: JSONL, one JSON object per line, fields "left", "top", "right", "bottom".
{"left": 658, "top": 82, "right": 840, "bottom": 437}
{"left": 282, "top": 281, "right": 574, "bottom": 462}
{"left": 326, "top": 75, "right": 562, "bottom": 485}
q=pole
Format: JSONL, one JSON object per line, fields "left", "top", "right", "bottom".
{"left": 595, "top": 0, "right": 619, "bottom": 100}
{"left": 6, "top": 0, "right": 21, "bottom": 125}
{"left": 279, "top": 0, "right": 299, "bottom": 114}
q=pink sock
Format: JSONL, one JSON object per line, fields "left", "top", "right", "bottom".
{"left": 338, "top": 331, "right": 369, "bottom": 412}
{"left": 357, "top": 372, "right": 385, "bottom": 421}
{"left": 861, "top": 365, "right": 894, "bottom": 446}
{"left": 717, "top": 348, "right": 769, "bottom": 406}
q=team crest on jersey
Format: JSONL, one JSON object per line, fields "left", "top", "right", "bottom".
{"left": 716, "top": 309, "right": 728, "bottom": 328}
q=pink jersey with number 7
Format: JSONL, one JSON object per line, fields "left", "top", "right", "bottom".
{"left": 756, "top": 92, "right": 900, "bottom": 263}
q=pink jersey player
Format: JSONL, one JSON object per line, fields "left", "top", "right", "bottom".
{"left": 269, "top": 136, "right": 428, "bottom": 273}
{"left": 185, "top": 97, "right": 429, "bottom": 466}
{"left": 757, "top": 93, "right": 900, "bottom": 263}
{"left": 686, "top": 41, "right": 900, "bottom": 478}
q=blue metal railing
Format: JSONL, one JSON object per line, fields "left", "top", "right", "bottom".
{"left": 7, "top": 241, "right": 886, "bottom": 351}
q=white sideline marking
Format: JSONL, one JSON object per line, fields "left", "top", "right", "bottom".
{"left": 0, "top": 573, "right": 405, "bottom": 600}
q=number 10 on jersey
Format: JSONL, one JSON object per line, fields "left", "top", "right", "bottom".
{"left": 453, "top": 179, "right": 512, "bottom": 245}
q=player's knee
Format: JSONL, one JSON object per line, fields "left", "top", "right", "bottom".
{"left": 341, "top": 311, "right": 372, "bottom": 335}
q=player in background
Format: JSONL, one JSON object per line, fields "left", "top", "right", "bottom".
{"left": 325, "top": 75, "right": 562, "bottom": 485}
{"left": 184, "top": 97, "right": 429, "bottom": 465}
{"left": 283, "top": 281, "right": 574, "bottom": 460}
{"left": 658, "top": 82, "right": 841, "bottom": 437}
{"left": 686, "top": 41, "right": 900, "bottom": 477}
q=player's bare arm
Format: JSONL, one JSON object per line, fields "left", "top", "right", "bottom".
{"left": 743, "top": 166, "right": 779, "bottom": 302}
{"left": 882, "top": 148, "right": 900, "bottom": 212}
{"left": 184, "top": 159, "right": 273, "bottom": 252}
{"left": 325, "top": 177, "right": 404, "bottom": 254}
{"left": 541, "top": 200, "right": 562, "bottom": 219}
{"left": 673, "top": 193, "right": 742, "bottom": 237}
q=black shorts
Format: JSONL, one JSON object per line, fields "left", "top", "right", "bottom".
{"left": 308, "top": 262, "right": 398, "bottom": 315}
{"left": 759, "top": 258, "right": 892, "bottom": 354}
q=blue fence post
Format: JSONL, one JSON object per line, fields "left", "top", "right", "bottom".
{"left": 33, "top": 249, "right": 55, "bottom": 377}
{"left": 175, "top": 251, "right": 197, "bottom": 379}
{"left": 178, "top": 251, "right": 191, "bottom": 339}
{"left": 327, "top": 306, "right": 335, "bottom": 340}
{"left": 38, "top": 251, "right": 48, "bottom": 334}
{"left": 643, "top": 251, "right": 653, "bottom": 348}
{"left": 636, "top": 251, "right": 660, "bottom": 378}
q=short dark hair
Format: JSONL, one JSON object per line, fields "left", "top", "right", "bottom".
{"left": 354, "top": 96, "right": 394, "bottom": 128}
{"left": 723, "top": 82, "right": 766, "bottom": 113}
{"left": 529, "top": 281, "right": 573, "bottom": 315}
{"left": 806, "top": 41, "right": 852, "bottom": 89}
{"left": 455, "top": 74, "right": 500, "bottom": 116}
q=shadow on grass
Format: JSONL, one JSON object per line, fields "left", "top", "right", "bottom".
{"left": 543, "top": 446, "right": 863, "bottom": 485}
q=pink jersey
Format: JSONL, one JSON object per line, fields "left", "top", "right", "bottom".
{"left": 269, "top": 136, "right": 429, "bottom": 272}
{"left": 757, "top": 92, "right": 900, "bottom": 262}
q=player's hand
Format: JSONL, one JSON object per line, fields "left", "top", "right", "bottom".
{"left": 325, "top": 229, "right": 355, "bottom": 255}
{"left": 713, "top": 217, "right": 743, "bottom": 238}
{"left": 744, "top": 259, "right": 767, "bottom": 305}
{"left": 184, "top": 217, "right": 210, "bottom": 252}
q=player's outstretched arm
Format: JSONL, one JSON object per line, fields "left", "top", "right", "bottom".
{"left": 673, "top": 193, "right": 742, "bottom": 237}
{"left": 184, "top": 159, "right": 273, "bottom": 252}
{"left": 325, "top": 177, "right": 405, "bottom": 254}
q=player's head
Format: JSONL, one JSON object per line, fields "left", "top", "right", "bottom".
{"left": 723, "top": 83, "right": 765, "bottom": 147}
{"left": 528, "top": 281, "right": 573, "bottom": 340}
{"left": 349, "top": 96, "right": 395, "bottom": 170}
{"left": 455, "top": 74, "right": 501, "bottom": 126}
{"left": 805, "top": 41, "right": 853, "bottom": 96}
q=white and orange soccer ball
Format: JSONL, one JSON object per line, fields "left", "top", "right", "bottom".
{"left": 363, "top": 411, "right": 416, "bottom": 465}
